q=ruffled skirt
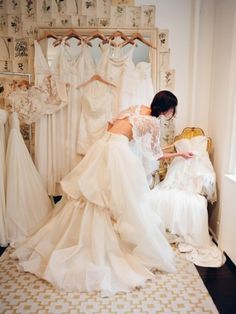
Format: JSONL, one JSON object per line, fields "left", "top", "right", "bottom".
{"left": 12, "top": 132, "right": 175, "bottom": 296}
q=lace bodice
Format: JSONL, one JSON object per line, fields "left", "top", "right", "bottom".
{"left": 113, "top": 106, "right": 163, "bottom": 160}
{"left": 7, "top": 84, "right": 65, "bottom": 124}
{"left": 7, "top": 87, "right": 47, "bottom": 124}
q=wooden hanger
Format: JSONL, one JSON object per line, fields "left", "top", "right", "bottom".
{"left": 109, "top": 31, "right": 130, "bottom": 42}
{"left": 37, "top": 33, "right": 59, "bottom": 43}
{"left": 118, "top": 38, "right": 137, "bottom": 48}
{"left": 86, "top": 31, "right": 109, "bottom": 44}
{"left": 77, "top": 74, "right": 116, "bottom": 89}
{"left": 129, "top": 32, "right": 156, "bottom": 49}
{"left": 108, "top": 31, "right": 137, "bottom": 48}
{"left": 36, "top": 33, "right": 67, "bottom": 47}
{"left": 63, "top": 31, "right": 92, "bottom": 47}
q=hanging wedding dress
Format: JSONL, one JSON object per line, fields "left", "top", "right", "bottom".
{"left": 97, "top": 45, "right": 138, "bottom": 113}
{"left": 150, "top": 135, "right": 225, "bottom": 267}
{"left": 97, "top": 44, "right": 154, "bottom": 114}
{"left": 61, "top": 43, "right": 95, "bottom": 167}
{"left": 135, "top": 60, "right": 154, "bottom": 106}
{"left": 6, "top": 112, "right": 52, "bottom": 245}
{"left": 34, "top": 40, "right": 95, "bottom": 194}
{"left": 0, "top": 109, "right": 8, "bottom": 246}
{"left": 34, "top": 40, "right": 68, "bottom": 195}
{"left": 12, "top": 106, "right": 175, "bottom": 297}
{"left": 77, "top": 81, "right": 115, "bottom": 154}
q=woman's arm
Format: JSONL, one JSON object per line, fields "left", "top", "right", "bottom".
{"left": 159, "top": 151, "right": 194, "bottom": 160}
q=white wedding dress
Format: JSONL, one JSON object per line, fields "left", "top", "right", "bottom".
{"left": 97, "top": 45, "right": 155, "bottom": 113}
{"left": 0, "top": 109, "right": 8, "bottom": 246}
{"left": 150, "top": 136, "right": 225, "bottom": 267}
{"left": 77, "top": 81, "right": 115, "bottom": 154}
{"left": 6, "top": 112, "right": 52, "bottom": 245}
{"left": 34, "top": 40, "right": 95, "bottom": 194}
{"left": 12, "top": 107, "right": 175, "bottom": 297}
{"left": 34, "top": 40, "right": 68, "bottom": 195}
{"left": 61, "top": 42, "right": 95, "bottom": 165}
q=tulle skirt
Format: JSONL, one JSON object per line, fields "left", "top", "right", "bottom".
{"left": 12, "top": 132, "right": 175, "bottom": 297}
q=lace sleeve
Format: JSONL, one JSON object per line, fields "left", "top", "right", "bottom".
{"left": 130, "top": 115, "right": 163, "bottom": 160}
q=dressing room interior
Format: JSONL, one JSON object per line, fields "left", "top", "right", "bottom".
{"left": 0, "top": 1, "right": 236, "bottom": 313}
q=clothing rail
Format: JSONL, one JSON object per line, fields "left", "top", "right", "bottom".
{"left": 37, "top": 30, "right": 157, "bottom": 49}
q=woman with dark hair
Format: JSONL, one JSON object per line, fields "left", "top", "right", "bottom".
{"left": 12, "top": 90, "right": 192, "bottom": 297}
{"left": 150, "top": 89, "right": 178, "bottom": 117}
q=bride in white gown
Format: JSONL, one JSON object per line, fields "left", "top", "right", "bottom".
{"left": 11, "top": 91, "right": 193, "bottom": 297}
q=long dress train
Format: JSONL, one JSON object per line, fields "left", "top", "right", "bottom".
{"left": 12, "top": 131, "right": 175, "bottom": 297}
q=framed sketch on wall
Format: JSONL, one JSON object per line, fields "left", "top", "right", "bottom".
{"left": 20, "top": 0, "right": 36, "bottom": 21}
{"left": 12, "top": 38, "right": 29, "bottom": 73}
{"left": 141, "top": 5, "right": 155, "bottom": 28}
{"left": 126, "top": 6, "right": 141, "bottom": 28}
{"left": 0, "top": 14, "right": 7, "bottom": 36}
{"left": 81, "top": 0, "right": 96, "bottom": 16}
{"left": 97, "top": 0, "right": 111, "bottom": 18}
{"left": 5, "top": 0, "right": 21, "bottom": 14}
{"left": 159, "top": 50, "right": 170, "bottom": 70}
{"left": 36, "top": 0, "right": 53, "bottom": 22}
{"left": 111, "top": 5, "right": 126, "bottom": 27}
{"left": 158, "top": 29, "right": 169, "bottom": 52}
{"left": 112, "top": 0, "right": 134, "bottom": 5}
{"left": 7, "top": 14, "right": 22, "bottom": 37}
{"left": 159, "top": 69, "right": 175, "bottom": 91}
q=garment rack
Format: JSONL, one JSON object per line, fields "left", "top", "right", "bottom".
{"left": 36, "top": 30, "right": 156, "bottom": 49}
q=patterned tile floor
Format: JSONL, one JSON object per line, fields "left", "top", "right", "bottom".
{"left": 0, "top": 247, "right": 219, "bottom": 314}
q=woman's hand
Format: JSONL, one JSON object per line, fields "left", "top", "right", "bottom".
{"left": 180, "top": 151, "right": 194, "bottom": 159}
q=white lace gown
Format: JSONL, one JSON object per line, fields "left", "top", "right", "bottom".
{"left": 6, "top": 112, "right": 52, "bottom": 245}
{"left": 150, "top": 136, "right": 225, "bottom": 267}
{"left": 0, "top": 109, "right": 8, "bottom": 246}
{"left": 11, "top": 107, "right": 175, "bottom": 297}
